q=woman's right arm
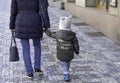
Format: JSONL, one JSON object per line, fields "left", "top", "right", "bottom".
{"left": 9, "top": 0, "right": 18, "bottom": 30}
{"left": 39, "top": 0, "right": 50, "bottom": 30}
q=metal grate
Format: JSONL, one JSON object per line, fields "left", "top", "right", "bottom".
{"left": 85, "top": 32, "right": 104, "bottom": 37}
{"left": 72, "top": 22, "right": 89, "bottom": 26}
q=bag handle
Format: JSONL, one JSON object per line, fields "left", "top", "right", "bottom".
{"left": 11, "top": 31, "right": 17, "bottom": 47}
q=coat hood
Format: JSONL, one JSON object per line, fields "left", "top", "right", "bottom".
{"left": 57, "top": 30, "right": 75, "bottom": 41}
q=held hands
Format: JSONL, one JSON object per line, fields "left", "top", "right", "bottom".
{"left": 43, "top": 28, "right": 49, "bottom": 32}
{"left": 43, "top": 28, "right": 47, "bottom": 32}
{"left": 43, "top": 28, "right": 51, "bottom": 32}
{"left": 10, "top": 29, "right": 15, "bottom": 32}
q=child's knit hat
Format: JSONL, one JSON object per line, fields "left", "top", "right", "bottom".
{"left": 59, "top": 16, "right": 72, "bottom": 31}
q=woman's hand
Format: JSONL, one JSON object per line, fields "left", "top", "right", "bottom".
{"left": 10, "top": 29, "right": 15, "bottom": 32}
{"left": 43, "top": 28, "right": 49, "bottom": 32}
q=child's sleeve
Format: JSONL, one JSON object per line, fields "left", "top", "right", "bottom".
{"left": 73, "top": 36, "right": 79, "bottom": 54}
{"left": 45, "top": 29, "right": 57, "bottom": 39}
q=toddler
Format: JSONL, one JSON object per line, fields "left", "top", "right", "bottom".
{"left": 45, "top": 16, "right": 79, "bottom": 82}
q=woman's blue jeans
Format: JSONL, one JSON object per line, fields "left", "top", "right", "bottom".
{"left": 21, "top": 39, "right": 41, "bottom": 74}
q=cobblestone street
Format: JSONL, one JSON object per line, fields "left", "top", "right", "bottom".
{"left": 1, "top": 0, "right": 120, "bottom": 83}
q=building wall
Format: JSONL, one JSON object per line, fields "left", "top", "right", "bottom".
{"left": 65, "top": 2, "right": 120, "bottom": 43}
{"left": 76, "top": 0, "right": 85, "bottom": 7}
{"left": 109, "top": 7, "right": 118, "bottom": 16}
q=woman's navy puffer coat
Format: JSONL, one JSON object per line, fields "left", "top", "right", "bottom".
{"left": 9, "top": 0, "right": 50, "bottom": 39}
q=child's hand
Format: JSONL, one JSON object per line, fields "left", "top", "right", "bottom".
{"left": 44, "top": 28, "right": 51, "bottom": 32}
{"left": 43, "top": 28, "right": 48, "bottom": 32}
{"left": 47, "top": 28, "right": 51, "bottom": 31}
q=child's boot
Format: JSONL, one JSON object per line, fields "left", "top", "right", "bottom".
{"left": 64, "top": 74, "right": 70, "bottom": 82}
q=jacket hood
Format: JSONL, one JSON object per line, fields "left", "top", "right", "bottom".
{"left": 57, "top": 30, "right": 75, "bottom": 41}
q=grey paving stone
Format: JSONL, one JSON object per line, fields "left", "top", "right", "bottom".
{"left": 1, "top": 0, "right": 120, "bottom": 83}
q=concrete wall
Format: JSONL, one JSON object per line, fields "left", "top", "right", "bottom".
{"left": 64, "top": 3, "right": 120, "bottom": 43}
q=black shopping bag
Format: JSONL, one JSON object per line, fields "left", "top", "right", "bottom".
{"left": 9, "top": 31, "right": 19, "bottom": 62}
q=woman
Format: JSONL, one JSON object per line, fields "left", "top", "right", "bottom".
{"left": 9, "top": 0, "right": 50, "bottom": 79}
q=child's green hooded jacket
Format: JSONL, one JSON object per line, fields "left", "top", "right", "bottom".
{"left": 46, "top": 29, "right": 79, "bottom": 62}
